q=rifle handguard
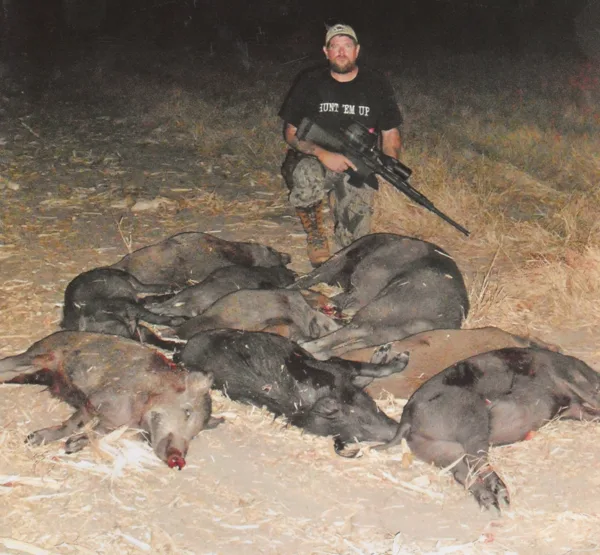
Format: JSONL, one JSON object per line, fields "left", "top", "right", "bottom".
{"left": 296, "top": 119, "right": 379, "bottom": 186}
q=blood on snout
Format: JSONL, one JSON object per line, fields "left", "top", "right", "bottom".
{"left": 167, "top": 449, "right": 186, "bottom": 470}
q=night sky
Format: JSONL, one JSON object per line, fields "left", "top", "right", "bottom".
{"left": 0, "top": 0, "right": 596, "bottom": 65}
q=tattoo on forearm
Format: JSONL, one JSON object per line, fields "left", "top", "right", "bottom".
{"left": 289, "top": 136, "right": 318, "bottom": 156}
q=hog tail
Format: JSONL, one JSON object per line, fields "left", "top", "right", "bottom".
{"left": 373, "top": 421, "right": 411, "bottom": 452}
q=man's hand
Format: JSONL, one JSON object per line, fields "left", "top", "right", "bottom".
{"left": 284, "top": 122, "right": 357, "bottom": 174}
{"left": 316, "top": 151, "right": 358, "bottom": 173}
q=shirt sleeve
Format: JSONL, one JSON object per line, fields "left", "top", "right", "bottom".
{"left": 278, "top": 73, "right": 311, "bottom": 128}
{"left": 377, "top": 75, "right": 403, "bottom": 131}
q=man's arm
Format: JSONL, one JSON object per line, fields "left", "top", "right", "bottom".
{"left": 381, "top": 127, "right": 402, "bottom": 160}
{"left": 284, "top": 123, "right": 357, "bottom": 174}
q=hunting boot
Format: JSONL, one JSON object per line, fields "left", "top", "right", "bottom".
{"left": 296, "top": 201, "right": 330, "bottom": 267}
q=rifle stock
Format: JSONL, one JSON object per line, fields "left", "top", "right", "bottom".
{"left": 296, "top": 118, "right": 470, "bottom": 237}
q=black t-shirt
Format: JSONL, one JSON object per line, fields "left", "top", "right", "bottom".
{"left": 279, "top": 66, "right": 403, "bottom": 134}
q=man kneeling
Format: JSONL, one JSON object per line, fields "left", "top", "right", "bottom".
{"left": 278, "top": 23, "right": 404, "bottom": 266}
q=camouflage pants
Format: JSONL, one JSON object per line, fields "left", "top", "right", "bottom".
{"left": 281, "top": 150, "right": 374, "bottom": 248}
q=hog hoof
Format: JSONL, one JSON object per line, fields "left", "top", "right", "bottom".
{"left": 390, "top": 351, "right": 410, "bottom": 368}
{"left": 25, "top": 430, "right": 46, "bottom": 446}
{"left": 370, "top": 343, "right": 393, "bottom": 364}
{"left": 333, "top": 437, "right": 361, "bottom": 458}
{"left": 470, "top": 470, "right": 510, "bottom": 512}
{"left": 65, "top": 434, "right": 90, "bottom": 454}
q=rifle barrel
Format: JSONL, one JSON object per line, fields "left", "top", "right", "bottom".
{"left": 378, "top": 165, "right": 470, "bottom": 237}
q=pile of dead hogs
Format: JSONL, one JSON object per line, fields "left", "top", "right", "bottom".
{"left": 1, "top": 230, "right": 599, "bottom": 512}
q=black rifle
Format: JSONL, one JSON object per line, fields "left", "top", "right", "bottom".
{"left": 296, "top": 118, "right": 470, "bottom": 237}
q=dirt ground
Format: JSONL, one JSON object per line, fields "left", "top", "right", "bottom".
{"left": 1, "top": 94, "right": 600, "bottom": 555}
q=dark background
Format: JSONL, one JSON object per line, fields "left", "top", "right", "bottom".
{"left": 0, "top": 0, "right": 597, "bottom": 96}
{"left": 0, "top": 0, "right": 596, "bottom": 58}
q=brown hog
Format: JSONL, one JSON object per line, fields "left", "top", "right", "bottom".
{"left": 0, "top": 331, "right": 216, "bottom": 469}
{"left": 340, "top": 327, "right": 559, "bottom": 399}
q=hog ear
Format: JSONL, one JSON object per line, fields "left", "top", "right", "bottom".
{"left": 308, "top": 317, "right": 322, "bottom": 340}
{"left": 312, "top": 396, "right": 341, "bottom": 417}
{"left": 280, "top": 252, "right": 292, "bottom": 265}
{"left": 187, "top": 371, "right": 214, "bottom": 393}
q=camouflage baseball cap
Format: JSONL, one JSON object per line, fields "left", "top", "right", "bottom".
{"left": 325, "top": 24, "right": 358, "bottom": 46}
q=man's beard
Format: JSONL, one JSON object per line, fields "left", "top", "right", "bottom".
{"left": 329, "top": 58, "right": 357, "bottom": 74}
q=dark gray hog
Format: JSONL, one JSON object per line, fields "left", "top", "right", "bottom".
{"left": 300, "top": 252, "right": 469, "bottom": 360}
{"left": 0, "top": 331, "right": 218, "bottom": 469}
{"left": 61, "top": 267, "right": 185, "bottom": 349}
{"left": 146, "top": 265, "right": 297, "bottom": 319}
{"left": 378, "top": 347, "right": 600, "bottom": 511}
{"left": 175, "top": 289, "right": 341, "bottom": 342}
{"left": 111, "top": 231, "right": 292, "bottom": 288}
{"left": 176, "top": 329, "right": 409, "bottom": 446}
{"left": 290, "top": 233, "right": 463, "bottom": 313}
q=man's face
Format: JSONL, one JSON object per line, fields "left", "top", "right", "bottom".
{"left": 323, "top": 35, "right": 360, "bottom": 74}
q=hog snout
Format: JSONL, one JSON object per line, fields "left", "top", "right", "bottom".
{"left": 166, "top": 447, "right": 186, "bottom": 470}
{"left": 155, "top": 432, "right": 189, "bottom": 470}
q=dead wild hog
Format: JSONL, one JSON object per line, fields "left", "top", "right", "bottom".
{"left": 0, "top": 331, "right": 217, "bottom": 469}
{"left": 341, "top": 327, "right": 559, "bottom": 399}
{"left": 175, "top": 289, "right": 341, "bottom": 342}
{"left": 146, "top": 264, "right": 297, "bottom": 319}
{"left": 110, "top": 231, "right": 292, "bottom": 288}
{"left": 298, "top": 236, "right": 469, "bottom": 360}
{"left": 291, "top": 233, "right": 467, "bottom": 313}
{"left": 378, "top": 347, "right": 600, "bottom": 511}
{"left": 62, "top": 268, "right": 185, "bottom": 346}
{"left": 176, "top": 329, "right": 409, "bottom": 446}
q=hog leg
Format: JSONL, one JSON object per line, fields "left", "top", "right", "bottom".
{"left": 0, "top": 351, "right": 70, "bottom": 383}
{"left": 356, "top": 351, "right": 409, "bottom": 378}
{"left": 290, "top": 255, "right": 349, "bottom": 291}
{"left": 560, "top": 403, "right": 600, "bottom": 421}
{"left": 394, "top": 389, "right": 509, "bottom": 511}
{"left": 111, "top": 301, "right": 185, "bottom": 330}
{"left": 135, "top": 326, "right": 185, "bottom": 350}
{"left": 408, "top": 431, "right": 508, "bottom": 511}
{"left": 26, "top": 405, "right": 97, "bottom": 447}
{"left": 554, "top": 362, "right": 600, "bottom": 411}
{"left": 349, "top": 352, "right": 410, "bottom": 389}
{"left": 134, "top": 306, "right": 186, "bottom": 327}
{"left": 369, "top": 343, "right": 393, "bottom": 364}
{"left": 301, "top": 325, "right": 367, "bottom": 360}
{"left": 0, "top": 353, "right": 39, "bottom": 382}
{"left": 64, "top": 422, "right": 117, "bottom": 453}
